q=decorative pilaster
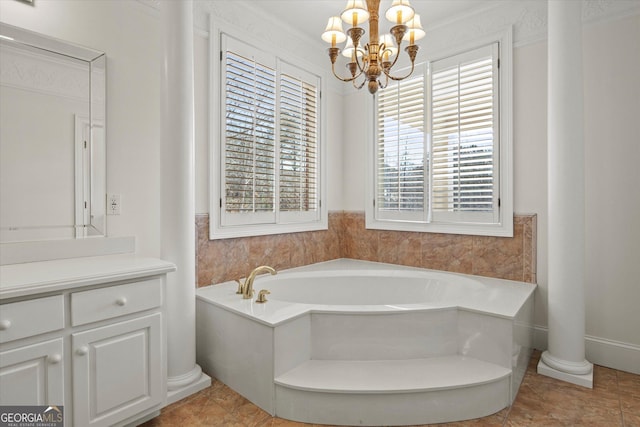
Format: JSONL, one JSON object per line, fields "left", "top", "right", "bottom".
{"left": 160, "top": 0, "right": 211, "bottom": 403}
{"left": 537, "top": 0, "right": 593, "bottom": 388}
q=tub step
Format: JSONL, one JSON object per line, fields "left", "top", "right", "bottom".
{"left": 274, "top": 356, "right": 511, "bottom": 426}
{"left": 275, "top": 356, "right": 510, "bottom": 393}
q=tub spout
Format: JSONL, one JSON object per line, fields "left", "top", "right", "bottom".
{"left": 241, "top": 265, "right": 276, "bottom": 299}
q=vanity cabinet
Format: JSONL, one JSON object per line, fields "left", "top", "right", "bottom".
{"left": 0, "top": 255, "right": 175, "bottom": 427}
{"left": 71, "top": 280, "right": 163, "bottom": 427}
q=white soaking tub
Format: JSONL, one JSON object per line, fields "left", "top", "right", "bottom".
{"left": 196, "top": 259, "right": 536, "bottom": 426}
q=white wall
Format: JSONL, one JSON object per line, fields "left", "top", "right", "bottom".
{"left": 341, "top": 91, "right": 369, "bottom": 211}
{"left": 583, "top": 15, "right": 640, "bottom": 346}
{"left": 512, "top": 40, "right": 548, "bottom": 329}
{"left": 194, "top": 31, "right": 209, "bottom": 215}
{"left": 0, "top": 0, "right": 162, "bottom": 256}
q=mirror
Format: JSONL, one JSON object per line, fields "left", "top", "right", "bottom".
{"left": 0, "top": 23, "right": 106, "bottom": 243}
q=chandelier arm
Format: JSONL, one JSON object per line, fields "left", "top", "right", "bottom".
{"left": 331, "top": 61, "right": 363, "bottom": 83}
{"left": 385, "top": 40, "right": 405, "bottom": 71}
{"left": 383, "top": 60, "right": 416, "bottom": 82}
{"left": 354, "top": 52, "right": 365, "bottom": 74}
{"left": 378, "top": 73, "right": 390, "bottom": 90}
{"left": 353, "top": 75, "right": 367, "bottom": 90}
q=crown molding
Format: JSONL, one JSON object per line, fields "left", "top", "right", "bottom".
{"left": 143, "top": 0, "right": 640, "bottom": 50}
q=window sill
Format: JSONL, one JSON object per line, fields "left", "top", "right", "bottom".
{"left": 209, "top": 220, "right": 328, "bottom": 240}
{"left": 364, "top": 216, "right": 514, "bottom": 238}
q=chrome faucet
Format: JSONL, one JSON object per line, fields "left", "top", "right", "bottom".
{"left": 238, "top": 265, "right": 276, "bottom": 299}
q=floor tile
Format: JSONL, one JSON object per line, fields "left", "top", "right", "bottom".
{"left": 142, "top": 351, "right": 640, "bottom": 427}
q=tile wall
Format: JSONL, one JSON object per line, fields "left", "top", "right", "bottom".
{"left": 196, "top": 212, "right": 536, "bottom": 286}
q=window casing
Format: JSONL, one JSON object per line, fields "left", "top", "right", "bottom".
{"left": 367, "top": 30, "right": 513, "bottom": 237}
{"left": 210, "top": 30, "right": 326, "bottom": 239}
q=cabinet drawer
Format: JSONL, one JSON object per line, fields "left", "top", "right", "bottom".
{"left": 71, "top": 279, "right": 162, "bottom": 326}
{"left": 0, "top": 295, "right": 64, "bottom": 343}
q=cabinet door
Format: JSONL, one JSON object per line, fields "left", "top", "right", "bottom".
{"left": 0, "top": 338, "right": 64, "bottom": 405}
{"left": 72, "top": 313, "right": 163, "bottom": 427}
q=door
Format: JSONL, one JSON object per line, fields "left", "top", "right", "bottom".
{"left": 0, "top": 338, "right": 64, "bottom": 405}
{"left": 72, "top": 313, "right": 163, "bottom": 427}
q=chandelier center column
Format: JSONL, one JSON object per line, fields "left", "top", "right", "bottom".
{"left": 537, "top": 0, "right": 593, "bottom": 388}
{"left": 160, "top": 0, "right": 211, "bottom": 403}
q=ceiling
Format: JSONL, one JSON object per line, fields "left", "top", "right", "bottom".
{"left": 246, "top": 1, "right": 502, "bottom": 43}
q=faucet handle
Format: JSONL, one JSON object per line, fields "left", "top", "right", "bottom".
{"left": 234, "top": 279, "right": 244, "bottom": 295}
{"left": 256, "top": 289, "right": 270, "bottom": 303}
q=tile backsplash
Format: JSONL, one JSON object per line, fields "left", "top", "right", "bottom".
{"left": 196, "top": 212, "right": 536, "bottom": 286}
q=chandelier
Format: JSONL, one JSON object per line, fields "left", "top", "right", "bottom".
{"left": 321, "top": 0, "right": 425, "bottom": 94}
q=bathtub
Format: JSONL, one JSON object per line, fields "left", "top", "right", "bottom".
{"left": 196, "top": 259, "right": 536, "bottom": 426}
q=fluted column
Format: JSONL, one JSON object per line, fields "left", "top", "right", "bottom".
{"left": 537, "top": 0, "right": 593, "bottom": 388}
{"left": 160, "top": 0, "right": 211, "bottom": 403}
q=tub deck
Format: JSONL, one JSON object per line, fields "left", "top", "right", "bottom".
{"left": 196, "top": 258, "right": 536, "bottom": 325}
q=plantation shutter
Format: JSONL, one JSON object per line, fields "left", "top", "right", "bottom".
{"left": 279, "top": 63, "right": 320, "bottom": 223}
{"left": 222, "top": 36, "right": 277, "bottom": 226}
{"left": 429, "top": 43, "right": 499, "bottom": 223}
{"left": 375, "top": 71, "right": 427, "bottom": 222}
{"left": 219, "top": 35, "right": 321, "bottom": 229}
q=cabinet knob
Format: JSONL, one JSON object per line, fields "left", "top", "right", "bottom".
{"left": 76, "top": 346, "right": 89, "bottom": 356}
{"left": 48, "top": 354, "right": 62, "bottom": 364}
{"left": 0, "top": 319, "right": 11, "bottom": 330}
{"left": 115, "top": 297, "right": 127, "bottom": 306}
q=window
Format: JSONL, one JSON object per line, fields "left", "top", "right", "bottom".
{"left": 368, "top": 33, "right": 513, "bottom": 237}
{"left": 210, "top": 32, "right": 326, "bottom": 239}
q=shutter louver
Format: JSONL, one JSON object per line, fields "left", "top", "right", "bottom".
{"left": 279, "top": 73, "right": 318, "bottom": 213}
{"left": 376, "top": 75, "right": 426, "bottom": 219}
{"left": 431, "top": 49, "right": 497, "bottom": 216}
{"left": 224, "top": 51, "right": 276, "bottom": 214}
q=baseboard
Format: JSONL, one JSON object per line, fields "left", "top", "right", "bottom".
{"left": 584, "top": 335, "right": 640, "bottom": 375}
{"left": 533, "top": 325, "right": 640, "bottom": 375}
{"left": 533, "top": 325, "right": 548, "bottom": 352}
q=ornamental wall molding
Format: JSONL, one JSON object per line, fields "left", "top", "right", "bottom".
{"left": 424, "top": 0, "right": 639, "bottom": 50}
{"left": 0, "top": 44, "right": 91, "bottom": 103}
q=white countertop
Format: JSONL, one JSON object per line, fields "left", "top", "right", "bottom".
{"left": 0, "top": 254, "right": 176, "bottom": 300}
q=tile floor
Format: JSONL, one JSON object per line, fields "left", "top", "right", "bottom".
{"left": 142, "top": 351, "right": 640, "bottom": 426}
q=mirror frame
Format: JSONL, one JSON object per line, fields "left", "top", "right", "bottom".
{"left": 0, "top": 22, "right": 106, "bottom": 241}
